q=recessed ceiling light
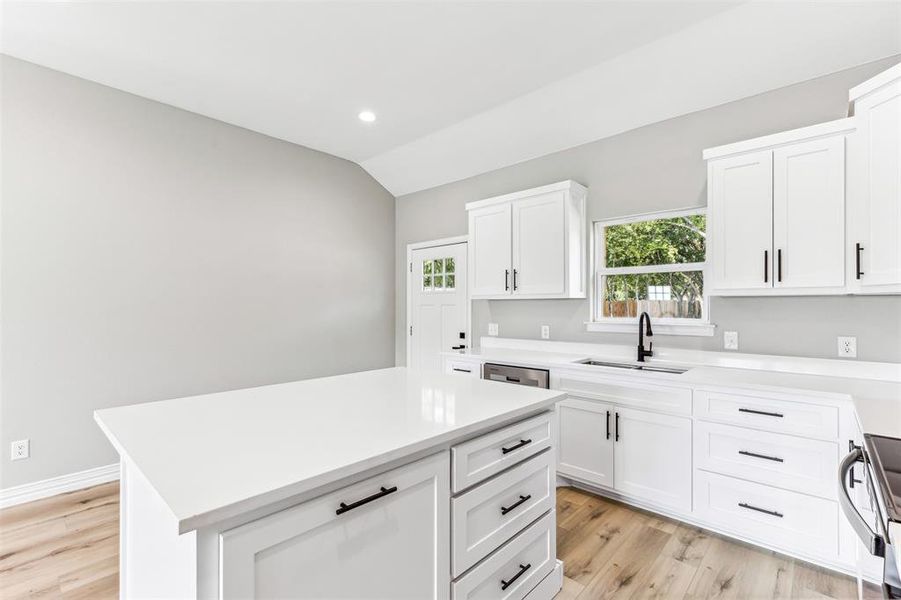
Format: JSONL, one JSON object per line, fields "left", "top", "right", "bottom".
{"left": 358, "top": 110, "right": 376, "bottom": 123}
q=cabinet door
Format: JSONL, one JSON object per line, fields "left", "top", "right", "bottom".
{"left": 708, "top": 150, "right": 773, "bottom": 291}
{"left": 220, "top": 453, "right": 449, "bottom": 600}
{"left": 557, "top": 398, "right": 614, "bottom": 488}
{"left": 469, "top": 203, "right": 512, "bottom": 297}
{"left": 773, "top": 136, "right": 846, "bottom": 290}
{"left": 511, "top": 191, "right": 565, "bottom": 296}
{"left": 853, "top": 79, "right": 901, "bottom": 289}
{"left": 613, "top": 406, "right": 691, "bottom": 511}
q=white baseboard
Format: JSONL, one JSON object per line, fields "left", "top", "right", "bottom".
{"left": 0, "top": 463, "right": 120, "bottom": 509}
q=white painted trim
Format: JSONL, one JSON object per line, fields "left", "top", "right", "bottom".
{"left": 702, "top": 117, "right": 856, "bottom": 160}
{"left": 476, "top": 337, "right": 901, "bottom": 382}
{"left": 849, "top": 61, "right": 901, "bottom": 102}
{"left": 585, "top": 320, "right": 716, "bottom": 337}
{"left": 600, "top": 262, "right": 706, "bottom": 276}
{"left": 405, "top": 237, "right": 469, "bottom": 368}
{"left": 464, "top": 180, "right": 586, "bottom": 211}
{"left": 0, "top": 463, "right": 119, "bottom": 509}
{"left": 595, "top": 206, "right": 707, "bottom": 228}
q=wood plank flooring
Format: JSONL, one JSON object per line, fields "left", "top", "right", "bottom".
{"left": 0, "top": 482, "right": 878, "bottom": 599}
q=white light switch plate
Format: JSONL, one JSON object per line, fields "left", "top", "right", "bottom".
{"left": 541, "top": 325, "right": 550, "bottom": 339}
{"left": 837, "top": 336, "right": 857, "bottom": 358}
{"left": 723, "top": 331, "right": 739, "bottom": 350}
{"left": 11, "top": 439, "right": 29, "bottom": 461}
{"left": 488, "top": 323, "right": 499, "bottom": 336}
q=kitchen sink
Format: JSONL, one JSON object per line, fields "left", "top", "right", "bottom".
{"left": 575, "top": 359, "right": 688, "bottom": 375}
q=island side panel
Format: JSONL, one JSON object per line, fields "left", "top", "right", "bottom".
{"left": 121, "top": 458, "right": 197, "bottom": 598}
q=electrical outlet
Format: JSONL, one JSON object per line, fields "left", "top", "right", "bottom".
{"left": 488, "top": 323, "right": 499, "bottom": 336}
{"left": 10, "top": 439, "right": 29, "bottom": 461}
{"left": 541, "top": 325, "right": 550, "bottom": 339}
{"left": 723, "top": 331, "right": 739, "bottom": 351}
{"left": 837, "top": 336, "right": 857, "bottom": 358}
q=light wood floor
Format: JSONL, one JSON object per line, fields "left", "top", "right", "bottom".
{"left": 0, "top": 482, "right": 878, "bottom": 599}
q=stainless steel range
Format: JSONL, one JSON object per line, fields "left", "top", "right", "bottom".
{"left": 840, "top": 435, "right": 901, "bottom": 598}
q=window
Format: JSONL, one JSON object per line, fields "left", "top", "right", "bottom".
{"left": 422, "top": 257, "right": 456, "bottom": 291}
{"left": 588, "top": 209, "right": 712, "bottom": 335}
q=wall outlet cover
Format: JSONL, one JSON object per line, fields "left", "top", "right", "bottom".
{"left": 10, "top": 439, "right": 29, "bottom": 461}
{"left": 723, "top": 331, "right": 739, "bottom": 350}
{"left": 488, "top": 323, "right": 499, "bottom": 336}
{"left": 837, "top": 336, "right": 857, "bottom": 358}
{"left": 541, "top": 325, "right": 550, "bottom": 340}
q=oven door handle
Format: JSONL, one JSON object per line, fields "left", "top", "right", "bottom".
{"left": 839, "top": 447, "right": 885, "bottom": 558}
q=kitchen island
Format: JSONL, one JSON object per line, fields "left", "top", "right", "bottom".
{"left": 95, "top": 367, "right": 565, "bottom": 599}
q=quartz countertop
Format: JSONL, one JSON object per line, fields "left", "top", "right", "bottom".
{"left": 95, "top": 367, "right": 564, "bottom": 533}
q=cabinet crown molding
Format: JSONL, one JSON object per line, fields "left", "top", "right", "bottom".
{"left": 465, "top": 180, "right": 587, "bottom": 211}
{"left": 702, "top": 117, "right": 855, "bottom": 161}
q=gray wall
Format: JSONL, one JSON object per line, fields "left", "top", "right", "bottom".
{"left": 396, "top": 56, "right": 901, "bottom": 365}
{"left": 1, "top": 56, "right": 396, "bottom": 488}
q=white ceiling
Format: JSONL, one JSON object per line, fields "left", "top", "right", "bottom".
{"left": 3, "top": 2, "right": 900, "bottom": 196}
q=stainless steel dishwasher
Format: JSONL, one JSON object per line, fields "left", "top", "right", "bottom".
{"left": 482, "top": 363, "right": 550, "bottom": 388}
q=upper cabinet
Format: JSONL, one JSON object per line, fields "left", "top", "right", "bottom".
{"left": 705, "top": 120, "right": 852, "bottom": 295}
{"left": 703, "top": 62, "right": 901, "bottom": 297}
{"left": 847, "top": 63, "right": 901, "bottom": 294}
{"left": 467, "top": 181, "right": 587, "bottom": 300}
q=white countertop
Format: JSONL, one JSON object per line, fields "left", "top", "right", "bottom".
{"left": 95, "top": 367, "right": 564, "bottom": 533}
{"left": 445, "top": 345, "right": 901, "bottom": 438}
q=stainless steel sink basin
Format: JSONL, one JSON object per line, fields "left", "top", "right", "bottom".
{"left": 575, "top": 359, "right": 688, "bottom": 375}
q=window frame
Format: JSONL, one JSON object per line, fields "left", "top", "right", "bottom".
{"left": 586, "top": 207, "right": 714, "bottom": 337}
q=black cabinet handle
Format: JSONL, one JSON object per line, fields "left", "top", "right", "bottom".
{"left": 500, "top": 494, "right": 531, "bottom": 515}
{"left": 850, "top": 464, "right": 863, "bottom": 489}
{"left": 615, "top": 412, "right": 620, "bottom": 441}
{"left": 738, "top": 502, "right": 783, "bottom": 518}
{"left": 336, "top": 486, "right": 397, "bottom": 515}
{"left": 501, "top": 438, "right": 532, "bottom": 454}
{"left": 856, "top": 243, "right": 864, "bottom": 279}
{"left": 764, "top": 250, "right": 768, "bottom": 283}
{"left": 513, "top": 269, "right": 518, "bottom": 291}
{"left": 505, "top": 269, "right": 510, "bottom": 291}
{"left": 452, "top": 367, "right": 471, "bottom": 373}
{"left": 738, "top": 407, "right": 784, "bottom": 418}
{"left": 738, "top": 450, "right": 784, "bottom": 463}
{"left": 500, "top": 563, "right": 532, "bottom": 590}
{"left": 777, "top": 249, "right": 782, "bottom": 283}
{"left": 606, "top": 410, "right": 610, "bottom": 440}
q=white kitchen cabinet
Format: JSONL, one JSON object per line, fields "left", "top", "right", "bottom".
{"left": 557, "top": 398, "right": 614, "bottom": 488}
{"left": 773, "top": 136, "right": 846, "bottom": 290}
{"left": 469, "top": 203, "right": 512, "bottom": 297}
{"left": 848, "top": 63, "right": 901, "bottom": 293}
{"left": 220, "top": 452, "right": 450, "bottom": 600}
{"left": 466, "top": 181, "right": 587, "bottom": 300}
{"left": 704, "top": 119, "right": 854, "bottom": 296}
{"left": 613, "top": 406, "right": 692, "bottom": 512}
{"left": 708, "top": 149, "right": 773, "bottom": 292}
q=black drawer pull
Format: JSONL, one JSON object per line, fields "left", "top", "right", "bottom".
{"left": 738, "top": 502, "right": 783, "bottom": 518}
{"left": 856, "top": 243, "right": 864, "bottom": 279}
{"left": 738, "top": 450, "right": 784, "bottom": 463}
{"left": 738, "top": 407, "right": 784, "bottom": 418}
{"left": 764, "top": 249, "right": 768, "bottom": 283}
{"left": 501, "top": 439, "right": 532, "bottom": 454}
{"left": 336, "top": 486, "right": 397, "bottom": 515}
{"left": 500, "top": 494, "right": 531, "bottom": 515}
{"left": 606, "top": 410, "right": 610, "bottom": 440}
{"left": 500, "top": 563, "right": 532, "bottom": 590}
{"left": 452, "top": 367, "right": 471, "bottom": 373}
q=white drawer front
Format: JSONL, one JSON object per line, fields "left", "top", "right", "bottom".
{"left": 452, "top": 510, "right": 555, "bottom": 600}
{"left": 452, "top": 412, "right": 552, "bottom": 492}
{"left": 452, "top": 451, "right": 554, "bottom": 577}
{"left": 694, "top": 470, "right": 838, "bottom": 560}
{"left": 554, "top": 373, "right": 691, "bottom": 416}
{"left": 693, "top": 389, "right": 839, "bottom": 440}
{"left": 446, "top": 359, "right": 481, "bottom": 378}
{"left": 695, "top": 421, "right": 838, "bottom": 499}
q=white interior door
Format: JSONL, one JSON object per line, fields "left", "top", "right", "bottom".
{"left": 773, "top": 136, "right": 845, "bottom": 289}
{"left": 511, "top": 191, "right": 565, "bottom": 296}
{"left": 708, "top": 150, "right": 774, "bottom": 291}
{"left": 409, "top": 242, "right": 468, "bottom": 372}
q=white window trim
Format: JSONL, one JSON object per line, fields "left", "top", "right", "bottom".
{"left": 587, "top": 207, "right": 714, "bottom": 337}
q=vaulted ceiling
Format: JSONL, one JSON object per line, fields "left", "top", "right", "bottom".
{"left": 3, "top": 1, "right": 899, "bottom": 196}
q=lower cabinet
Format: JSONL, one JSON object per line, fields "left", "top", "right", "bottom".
{"left": 219, "top": 452, "right": 450, "bottom": 600}
{"left": 557, "top": 397, "right": 692, "bottom": 512}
